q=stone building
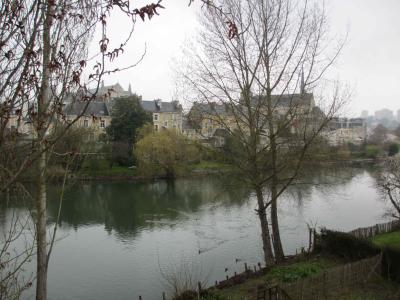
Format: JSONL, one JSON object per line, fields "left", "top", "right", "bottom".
{"left": 140, "top": 99, "right": 183, "bottom": 132}
{"left": 63, "top": 101, "right": 112, "bottom": 138}
{"left": 323, "top": 117, "right": 367, "bottom": 145}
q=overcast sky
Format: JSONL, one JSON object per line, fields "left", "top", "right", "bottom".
{"left": 97, "top": 0, "right": 400, "bottom": 117}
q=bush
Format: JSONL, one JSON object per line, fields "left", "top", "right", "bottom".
{"left": 388, "top": 143, "right": 399, "bottom": 157}
{"left": 315, "top": 229, "right": 380, "bottom": 261}
{"left": 135, "top": 130, "right": 199, "bottom": 178}
{"left": 172, "top": 290, "right": 227, "bottom": 300}
{"left": 365, "top": 145, "right": 382, "bottom": 159}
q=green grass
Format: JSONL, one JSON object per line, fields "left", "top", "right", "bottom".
{"left": 214, "top": 257, "right": 338, "bottom": 300}
{"left": 80, "top": 159, "right": 139, "bottom": 177}
{"left": 372, "top": 230, "right": 400, "bottom": 250}
{"left": 334, "top": 276, "right": 400, "bottom": 300}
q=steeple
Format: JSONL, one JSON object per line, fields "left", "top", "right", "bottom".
{"left": 300, "top": 68, "right": 305, "bottom": 95}
{"left": 128, "top": 83, "right": 132, "bottom": 95}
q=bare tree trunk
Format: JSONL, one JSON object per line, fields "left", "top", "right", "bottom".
{"left": 266, "top": 88, "right": 285, "bottom": 262}
{"left": 255, "top": 186, "right": 274, "bottom": 266}
{"left": 35, "top": 149, "right": 47, "bottom": 300}
{"left": 270, "top": 191, "right": 284, "bottom": 262}
{"left": 36, "top": 2, "right": 52, "bottom": 299}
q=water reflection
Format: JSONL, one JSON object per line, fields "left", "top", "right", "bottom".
{"left": 42, "top": 165, "right": 372, "bottom": 239}
{"left": 0, "top": 165, "right": 390, "bottom": 300}
{"left": 46, "top": 178, "right": 252, "bottom": 239}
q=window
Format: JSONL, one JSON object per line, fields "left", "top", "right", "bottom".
{"left": 164, "top": 121, "right": 168, "bottom": 127}
{"left": 153, "top": 114, "right": 159, "bottom": 121}
{"left": 84, "top": 119, "right": 89, "bottom": 128}
{"left": 154, "top": 124, "right": 158, "bottom": 131}
{"left": 100, "top": 120, "right": 105, "bottom": 128}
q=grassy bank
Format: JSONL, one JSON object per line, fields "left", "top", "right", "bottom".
{"left": 75, "top": 159, "right": 230, "bottom": 180}
{"left": 372, "top": 230, "right": 400, "bottom": 250}
{"left": 213, "top": 256, "right": 339, "bottom": 300}
{"left": 80, "top": 159, "right": 139, "bottom": 178}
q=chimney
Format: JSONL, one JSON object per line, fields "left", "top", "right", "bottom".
{"left": 154, "top": 99, "right": 162, "bottom": 110}
{"left": 172, "top": 100, "right": 179, "bottom": 109}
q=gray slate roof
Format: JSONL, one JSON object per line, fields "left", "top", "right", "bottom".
{"left": 63, "top": 101, "right": 110, "bottom": 117}
{"left": 251, "top": 93, "right": 314, "bottom": 108}
{"left": 88, "top": 83, "right": 131, "bottom": 99}
{"left": 190, "top": 102, "right": 231, "bottom": 115}
{"left": 191, "top": 93, "right": 314, "bottom": 115}
{"left": 140, "top": 100, "right": 182, "bottom": 113}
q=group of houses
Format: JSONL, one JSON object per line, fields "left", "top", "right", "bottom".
{"left": 3, "top": 82, "right": 367, "bottom": 147}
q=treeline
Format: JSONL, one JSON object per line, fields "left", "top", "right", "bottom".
{"left": 47, "top": 95, "right": 207, "bottom": 179}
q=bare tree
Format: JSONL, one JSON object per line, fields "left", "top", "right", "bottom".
{"left": 0, "top": 1, "right": 172, "bottom": 299}
{"left": 377, "top": 158, "right": 400, "bottom": 220}
{"left": 0, "top": 1, "right": 238, "bottom": 298}
{"left": 181, "top": 0, "right": 347, "bottom": 265}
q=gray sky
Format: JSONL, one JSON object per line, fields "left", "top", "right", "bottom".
{"left": 97, "top": 0, "right": 400, "bottom": 117}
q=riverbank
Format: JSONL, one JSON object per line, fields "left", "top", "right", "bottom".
{"left": 207, "top": 222, "right": 400, "bottom": 300}
{"left": 57, "top": 160, "right": 232, "bottom": 182}
{"left": 55, "top": 158, "right": 377, "bottom": 182}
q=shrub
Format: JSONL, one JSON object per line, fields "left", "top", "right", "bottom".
{"left": 135, "top": 130, "right": 199, "bottom": 178}
{"left": 365, "top": 145, "right": 382, "bottom": 159}
{"left": 315, "top": 229, "right": 379, "bottom": 261}
{"left": 388, "top": 143, "right": 399, "bottom": 157}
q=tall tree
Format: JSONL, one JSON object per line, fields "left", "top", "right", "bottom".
{"left": 181, "top": 0, "right": 347, "bottom": 265}
{"left": 0, "top": 1, "right": 167, "bottom": 299}
{"left": 106, "top": 95, "right": 151, "bottom": 165}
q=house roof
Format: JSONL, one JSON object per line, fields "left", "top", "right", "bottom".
{"left": 140, "top": 100, "right": 182, "bottom": 113}
{"left": 251, "top": 93, "right": 314, "bottom": 108}
{"left": 88, "top": 83, "right": 130, "bottom": 96}
{"left": 63, "top": 101, "right": 110, "bottom": 117}
{"left": 190, "top": 102, "right": 231, "bottom": 115}
{"left": 191, "top": 93, "right": 314, "bottom": 116}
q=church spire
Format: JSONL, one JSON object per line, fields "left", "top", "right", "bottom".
{"left": 128, "top": 83, "right": 132, "bottom": 95}
{"left": 300, "top": 68, "right": 305, "bottom": 95}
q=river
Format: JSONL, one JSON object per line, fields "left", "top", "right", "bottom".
{"left": 0, "top": 166, "right": 392, "bottom": 299}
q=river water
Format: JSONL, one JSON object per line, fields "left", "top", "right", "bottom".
{"left": 0, "top": 166, "right": 392, "bottom": 299}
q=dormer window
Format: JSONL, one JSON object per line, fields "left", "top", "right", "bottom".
{"left": 84, "top": 120, "right": 89, "bottom": 127}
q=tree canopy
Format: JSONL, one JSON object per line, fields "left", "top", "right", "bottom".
{"left": 106, "top": 95, "right": 151, "bottom": 165}
{"left": 107, "top": 95, "right": 151, "bottom": 144}
{"left": 135, "top": 129, "right": 199, "bottom": 178}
